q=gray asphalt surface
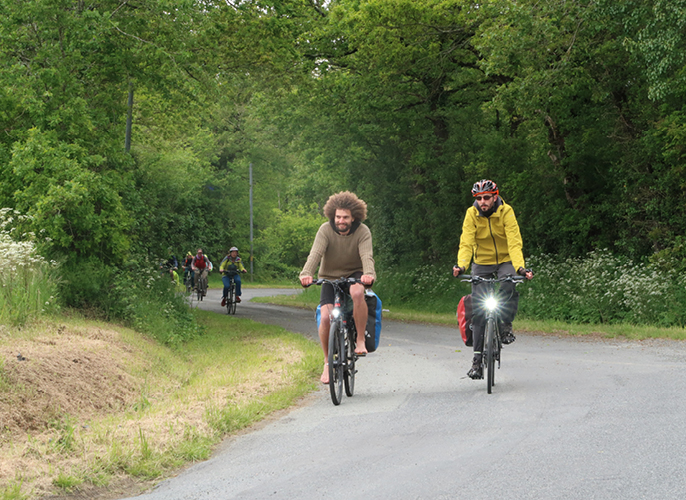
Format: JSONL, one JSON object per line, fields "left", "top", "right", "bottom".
{"left": 125, "top": 287, "right": 686, "bottom": 500}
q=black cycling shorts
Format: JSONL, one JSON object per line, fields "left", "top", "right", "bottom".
{"left": 320, "top": 271, "right": 363, "bottom": 306}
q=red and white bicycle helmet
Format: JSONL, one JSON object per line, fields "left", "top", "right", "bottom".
{"left": 471, "top": 179, "right": 499, "bottom": 197}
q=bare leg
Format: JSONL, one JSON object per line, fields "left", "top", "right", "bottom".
{"left": 319, "top": 304, "right": 333, "bottom": 383}
{"left": 350, "top": 284, "right": 368, "bottom": 355}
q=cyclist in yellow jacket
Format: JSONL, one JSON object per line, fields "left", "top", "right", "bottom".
{"left": 220, "top": 247, "right": 247, "bottom": 306}
{"left": 452, "top": 179, "right": 533, "bottom": 379}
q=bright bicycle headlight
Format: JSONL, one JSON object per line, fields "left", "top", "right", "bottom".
{"left": 331, "top": 308, "right": 341, "bottom": 319}
{"left": 484, "top": 296, "right": 499, "bottom": 311}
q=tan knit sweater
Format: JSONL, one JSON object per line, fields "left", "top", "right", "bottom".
{"left": 300, "top": 222, "right": 376, "bottom": 280}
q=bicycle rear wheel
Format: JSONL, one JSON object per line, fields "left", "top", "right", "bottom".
{"left": 344, "top": 324, "right": 356, "bottom": 397}
{"left": 328, "top": 321, "right": 344, "bottom": 405}
{"left": 485, "top": 319, "right": 496, "bottom": 394}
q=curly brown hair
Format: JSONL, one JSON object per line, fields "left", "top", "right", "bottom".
{"left": 323, "top": 191, "right": 367, "bottom": 222}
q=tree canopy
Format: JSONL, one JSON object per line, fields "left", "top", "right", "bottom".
{"left": 1, "top": 0, "right": 685, "bottom": 302}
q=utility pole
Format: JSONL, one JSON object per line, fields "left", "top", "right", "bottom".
{"left": 249, "top": 162, "right": 254, "bottom": 280}
{"left": 125, "top": 82, "right": 133, "bottom": 152}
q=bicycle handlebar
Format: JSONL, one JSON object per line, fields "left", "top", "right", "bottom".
{"left": 304, "top": 277, "right": 364, "bottom": 287}
{"left": 459, "top": 274, "right": 528, "bottom": 284}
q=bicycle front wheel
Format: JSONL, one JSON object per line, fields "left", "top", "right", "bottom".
{"left": 344, "top": 325, "right": 356, "bottom": 397}
{"left": 230, "top": 284, "right": 237, "bottom": 314}
{"left": 485, "top": 319, "right": 496, "bottom": 394}
{"left": 328, "top": 321, "right": 344, "bottom": 405}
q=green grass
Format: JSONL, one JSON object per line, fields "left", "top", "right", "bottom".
{"left": 207, "top": 272, "right": 297, "bottom": 289}
{"left": 252, "top": 289, "right": 686, "bottom": 340}
{"left": 49, "top": 415, "right": 77, "bottom": 454}
{"left": 0, "top": 481, "right": 29, "bottom": 500}
{"left": 52, "top": 473, "right": 82, "bottom": 492}
{"left": 0, "top": 259, "right": 58, "bottom": 327}
{"left": 513, "top": 318, "right": 686, "bottom": 340}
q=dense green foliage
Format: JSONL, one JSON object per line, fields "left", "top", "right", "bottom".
{"left": 273, "top": 0, "right": 686, "bottom": 266}
{"left": 2, "top": 0, "right": 686, "bottom": 327}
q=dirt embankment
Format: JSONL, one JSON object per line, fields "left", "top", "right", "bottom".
{"left": 1, "top": 325, "right": 139, "bottom": 435}
{"left": 0, "top": 322, "right": 144, "bottom": 497}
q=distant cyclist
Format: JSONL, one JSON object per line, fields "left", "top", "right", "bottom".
{"left": 220, "top": 247, "right": 247, "bottom": 306}
{"left": 452, "top": 179, "right": 533, "bottom": 380}
{"left": 182, "top": 252, "right": 194, "bottom": 288}
{"left": 191, "top": 248, "right": 211, "bottom": 296}
{"left": 159, "top": 248, "right": 178, "bottom": 275}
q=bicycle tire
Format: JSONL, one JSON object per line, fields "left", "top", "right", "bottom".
{"left": 226, "top": 284, "right": 233, "bottom": 314}
{"left": 485, "top": 319, "right": 496, "bottom": 394}
{"left": 344, "top": 323, "right": 356, "bottom": 397}
{"left": 328, "top": 321, "right": 344, "bottom": 405}
{"left": 229, "top": 283, "right": 237, "bottom": 315}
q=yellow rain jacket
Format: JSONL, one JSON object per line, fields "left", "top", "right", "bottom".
{"left": 457, "top": 198, "right": 526, "bottom": 271}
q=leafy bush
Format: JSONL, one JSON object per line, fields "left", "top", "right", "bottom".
{"left": 0, "top": 209, "right": 59, "bottom": 326}
{"left": 376, "top": 250, "right": 686, "bottom": 327}
{"left": 374, "top": 262, "right": 469, "bottom": 313}
{"left": 254, "top": 206, "right": 326, "bottom": 280}
{"left": 59, "top": 257, "right": 201, "bottom": 347}
{"left": 518, "top": 250, "right": 686, "bottom": 326}
{"left": 108, "top": 261, "right": 202, "bottom": 347}
{"left": 5, "top": 129, "right": 132, "bottom": 266}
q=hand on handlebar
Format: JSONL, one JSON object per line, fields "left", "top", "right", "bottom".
{"left": 452, "top": 265, "right": 465, "bottom": 277}
{"left": 300, "top": 276, "right": 313, "bottom": 287}
{"left": 360, "top": 274, "right": 374, "bottom": 286}
{"left": 517, "top": 267, "right": 534, "bottom": 280}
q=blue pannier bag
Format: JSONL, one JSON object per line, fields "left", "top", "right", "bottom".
{"left": 315, "top": 290, "right": 383, "bottom": 352}
{"left": 363, "top": 290, "right": 382, "bottom": 352}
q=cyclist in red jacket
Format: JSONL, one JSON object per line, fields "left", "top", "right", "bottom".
{"left": 191, "top": 248, "right": 211, "bottom": 296}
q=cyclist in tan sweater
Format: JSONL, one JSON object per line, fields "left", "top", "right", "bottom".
{"left": 300, "top": 191, "right": 376, "bottom": 384}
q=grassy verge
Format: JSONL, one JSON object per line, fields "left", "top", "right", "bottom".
{"left": 0, "top": 310, "right": 320, "bottom": 499}
{"left": 207, "top": 273, "right": 297, "bottom": 289}
{"left": 252, "top": 289, "right": 686, "bottom": 341}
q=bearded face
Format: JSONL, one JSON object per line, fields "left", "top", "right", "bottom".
{"left": 334, "top": 209, "right": 354, "bottom": 235}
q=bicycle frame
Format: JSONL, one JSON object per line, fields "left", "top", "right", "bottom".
{"left": 331, "top": 285, "right": 354, "bottom": 332}
{"left": 461, "top": 274, "right": 525, "bottom": 393}
{"left": 194, "top": 268, "right": 207, "bottom": 301}
{"left": 184, "top": 269, "right": 194, "bottom": 293}
{"left": 312, "top": 277, "right": 361, "bottom": 405}
{"left": 222, "top": 271, "right": 238, "bottom": 314}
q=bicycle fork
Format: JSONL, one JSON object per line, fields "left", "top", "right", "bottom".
{"left": 485, "top": 313, "right": 501, "bottom": 369}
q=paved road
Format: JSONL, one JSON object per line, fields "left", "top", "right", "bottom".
{"left": 126, "top": 288, "right": 686, "bottom": 499}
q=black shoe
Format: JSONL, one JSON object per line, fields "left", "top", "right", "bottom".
{"left": 467, "top": 355, "right": 483, "bottom": 379}
{"left": 501, "top": 323, "right": 516, "bottom": 345}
